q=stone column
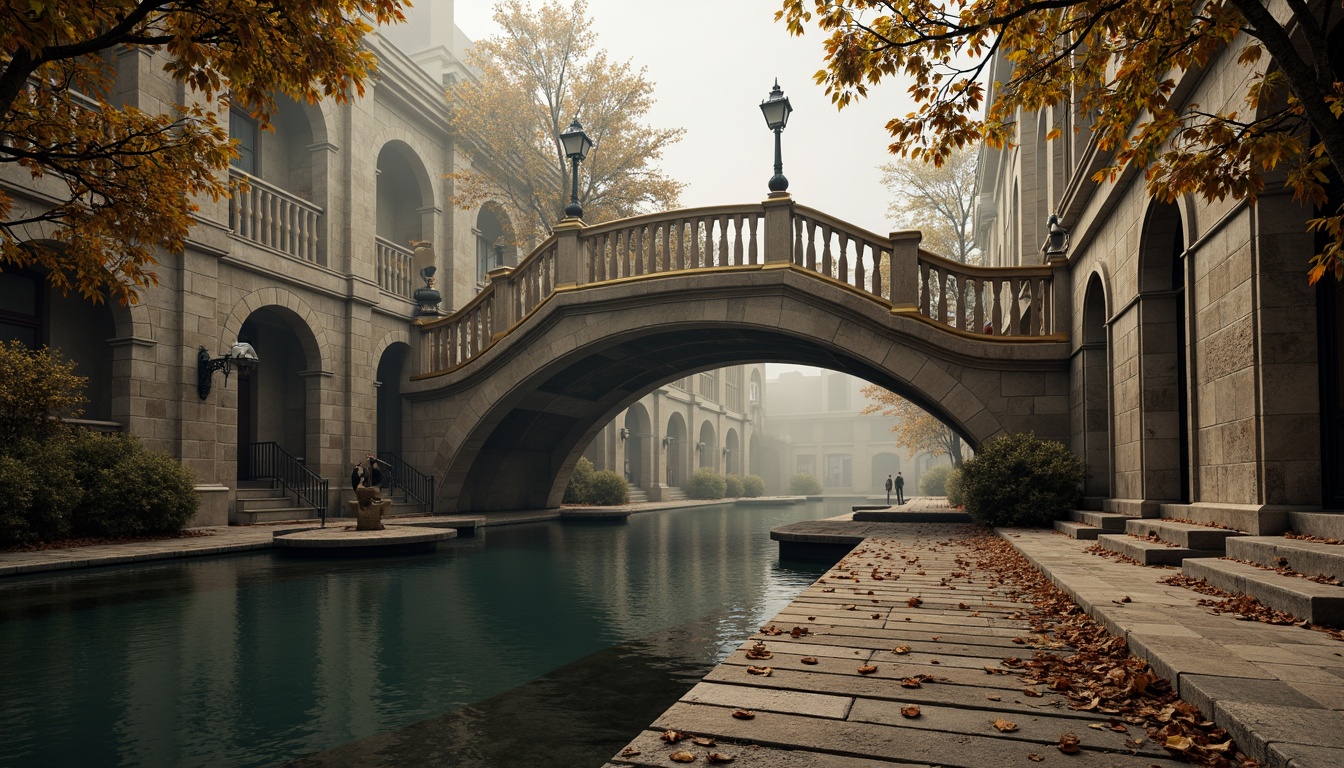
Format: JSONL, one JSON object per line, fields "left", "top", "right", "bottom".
{"left": 890, "top": 230, "right": 922, "bottom": 309}
{"left": 553, "top": 219, "right": 585, "bottom": 288}
{"left": 762, "top": 194, "right": 794, "bottom": 266}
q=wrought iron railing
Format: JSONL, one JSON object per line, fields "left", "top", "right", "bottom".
{"left": 377, "top": 452, "right": 436, "bottom": 514}
{"left": 241, "top": 442, "right": 329, "bottom": 525}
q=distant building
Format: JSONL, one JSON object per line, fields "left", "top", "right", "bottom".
{"left": 762, "top": 369, "right": 946, "bottom": 496}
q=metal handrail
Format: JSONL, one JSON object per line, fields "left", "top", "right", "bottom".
{"left": 242, "top": 442, "right": 330, "bottom": 526}
{"left": 377, "top": 452, "right": 436, "bottom": 514}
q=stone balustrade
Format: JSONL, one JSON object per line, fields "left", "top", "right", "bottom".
{"left": 415, "top": 198, "right": 1065, "bottom": 377}
{"left": 228, "top": 169, "right": 322, "bottom": 263}
{"left": 375, "top": 236, "right": 415, "bottom": 299}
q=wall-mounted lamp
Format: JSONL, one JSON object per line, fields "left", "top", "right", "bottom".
{"left": 1044, "top": 213, "right": 1070, "bottom": 257}
{"left": 198, "top": 342, "right": 259, "bottom": 400}
{"left": 662, "top": 436, "right": 677, "bottom": 448}
{"left": 722, "top": 447, "right": 731, "bottom": 457}
{"left": 695, "top": 441, "right": 706, "bottom": 453}
{"left": 619, "top": 427, "right": 630, "bottom": 441}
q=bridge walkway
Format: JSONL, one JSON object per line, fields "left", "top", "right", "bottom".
{"left": 608, "top": 522, "right": 1344, "bottom": 767}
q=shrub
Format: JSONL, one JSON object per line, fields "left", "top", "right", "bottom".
{"left": 742, "top": 475, "right": 765, "bottom": 497}
{"left": 21, "top": 439, "right": 79, "bottom": 542}
{"left": 564, "top": 457, "right": 596, "bottom": 504}
{"left": 789, "top": 473, "right": 822, "bottom": 495}
{"left": 0, "top": 341, "right": 87, "bottom": 448}
{"left": 687, "top": 468, "right": 726, "bottom": 499}
{"left": 62, "top": 431, "right": 196, "bottom": 537}
{"left": 0, "top": 455, "right": 38, "bottom": 548}
{"left": 919, "top": 464, "right": 952, "bottom": 496}
{"left": 946, "top": 467, "right": 965, "bottom": 508}
{"left": 724, "top": 474, "right": 745, "bottom": 498}
{"left": 587, "top": 470, "right": 630, "bottom": 506}
{"left": 958, "top": 432, "right": 1085, "bottom": 527}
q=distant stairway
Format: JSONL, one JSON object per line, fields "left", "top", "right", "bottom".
{"left": 626, "top": 483, "right": 649, "bottom": 503}
{"left": 665, "top": 487, "right": 688, "bottom": 502}
{"left": 378, "top": 452, "right": 436, "bottom": 516}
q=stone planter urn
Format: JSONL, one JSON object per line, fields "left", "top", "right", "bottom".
{"left": 354, "top": 485, "right": 387, "bottom": 531}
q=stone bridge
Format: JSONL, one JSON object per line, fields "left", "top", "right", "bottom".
{"left": 401, "top": 195, "right": 1072, "bottom": 513}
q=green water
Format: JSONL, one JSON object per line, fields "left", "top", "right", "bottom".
{"left": 0, "top": 500, "right": 843, "bottom": 767}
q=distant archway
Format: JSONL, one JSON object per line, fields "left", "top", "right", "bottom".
{"left": 1080, "top": 274, "right": 1111, "bottom": 497}
{"left": 665, "top": 412, "right": 688, "bottom": 487}
{"left": 697, "top": 420, "right": 717, "bottom": 470}
{"left": 623, "top": 403, "right": 651, "bottom": 487}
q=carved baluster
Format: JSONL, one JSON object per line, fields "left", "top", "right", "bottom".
{"left": 855, "top": 241, "right": 867, "bottom": 293}
{"left": 873, "top": 249, "right": 885, "bottom": 300}
{"left": 793, "top": 215, "right": 804, "bottom": 266}
{"left": 1007, "top": 278, "right": 1021, "bottom": 335}
{"left": 803, "top": 220, "right": 816, "bottom": 271}
{"left": 836, "top": 234, "right": 848, "bottom": 284}
{"left": 732, "top": 215, "right": 744, "bottom": 266}
{"left": 748, "top": 215, "right": 759, "bottom": 264}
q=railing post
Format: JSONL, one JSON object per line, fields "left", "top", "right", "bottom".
{"left": 1048, "top": 253, "right": 1070, "bottom": 336}
{"left": 762, "top": 193, "right": 794, "bottom": 266}
{"left": 889, "top": 230, "right": 922, "bottom": 310}
{"left": 552, "top": 219, "right": 585, "bottom": 288}
{"left": 488, "top": 266, "right": 516, "bottom": 338}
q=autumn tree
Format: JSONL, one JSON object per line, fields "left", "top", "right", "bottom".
{"left": 0, "top": 1, "right": 408, "bottom": 306}
{"left": 778, "top": 0, "right": 1344, "bottom": 282}
{"left": 881, "top": 145, "right": 979, "bottom": 264}
{"left": 860, "top": 383, "right": 964, "bottom": 466}
{"left": 448, "top": 0, "right": 684, "bottom": 244}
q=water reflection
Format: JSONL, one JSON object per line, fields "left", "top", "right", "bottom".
{"left": 0, "top": 501, "right": 838, "bottom": 767}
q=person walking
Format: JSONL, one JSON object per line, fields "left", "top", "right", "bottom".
{"left": 885, "top": 474, "right": 893, "bottom": 505}
{"left": 895, "top": 472, "right": 905, "bottom": 505}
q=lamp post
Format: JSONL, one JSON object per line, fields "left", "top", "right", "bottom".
{"left": 759, "top": 80, "right": 793, "bottom": 194}
{"left": 559, "top": 118, "right": 595, "bottom": 219}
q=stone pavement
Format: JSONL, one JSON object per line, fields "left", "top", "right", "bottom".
{"left": 607, "top": 523, "right": 1193, "bottom": 767}
{"left": 1006, "top": 527, "right": 1344, "bottom": 767}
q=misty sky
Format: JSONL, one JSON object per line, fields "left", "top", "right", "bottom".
{"left": 452, "top": 0, "right": 918, "bottom": 239}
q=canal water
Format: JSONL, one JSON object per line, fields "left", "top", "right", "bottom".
{"left": 0, "top": 500, "right": 847, "bottom": 767}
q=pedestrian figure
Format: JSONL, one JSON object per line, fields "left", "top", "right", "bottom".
{"left": 895, "top": 472, "right": 905, "bottom": 505}
{"left": 885, "top": 474, "right": 893, "bottom": 505}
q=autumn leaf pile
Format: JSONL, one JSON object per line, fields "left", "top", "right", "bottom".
{"left": 969, "top": 533, "right": 1258, "bottom": 767}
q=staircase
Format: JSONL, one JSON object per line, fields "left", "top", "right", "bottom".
{"left": 627, "top": 483, "right": 649, "bottom": 504}
{"left": 665, "top": 487, "right": 688, "bottom": 502}
{"left": 232, "top": 480, "right": 322, "bottom": 524}
{"left": 1055, "top": 506, "right": 1344, "bottom": 627}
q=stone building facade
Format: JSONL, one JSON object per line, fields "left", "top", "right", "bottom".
{"left": 977, "top": 22, "right": 1343, "bottom": 522}
{"left": 582, "top": 366, "right": 766, "bottom": 501}
{"left": 762, "top": 369, "right": 942, "bottom": 497}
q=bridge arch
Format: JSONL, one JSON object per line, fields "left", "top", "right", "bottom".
{"left": 402, "top": 267, "right": 1069, "bottom": 514}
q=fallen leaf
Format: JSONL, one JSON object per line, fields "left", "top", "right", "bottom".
{"left": 745, "top": 642, "right": 772, "bottom": 660}
{"left": 1023, "top": 688, "right": 1043, "bottom": 698}
{"left": 844, "top": 605, "right": 857, "bottom": 611}
{"left": 620, "top": 746, "right": 641, "bottom": 756}
{"left": 731, "top": 709, "right": 755, "bottom": 720}
{"left": 706, "top": 753, "right": 736, "bottom": 764}
{"left": 987, "top": 694, "right": 1002, "bottom": 701}
{"left": 661, "top": 730, "right": 689, "bottom": 743}
{"left": 1058, "top": 733, "right": 1081, "bottom": 754}
{"left": 821, "top": 587, "right": 835, "bottom": 593}
{"left": 1027, "top": 754, "right": 1043, "bottom": 762}
{"left": 1164, "top": 734, "right": 1194, "bottom": 752}
{"left": 901, "top": 677, "right": 922, "bottom": 688}
{"left": 993, "top": 719, "right": 1019, "bottom": 732}
{"left": 807, "top": 616, "right": 816, "bottom": 620}
{"left": 907, "top": 596, "right": 923, "bottom": 607}
{"left": 893, "top": 645, "right": 911, "bottom": 654}
{"left": 858, "top": 664, "right": 878, "bottom": 674}
{"left": 870, "top": 613, "right": 881, "bottom": 619}
{"left": 900, "top": 705, "right": 921, "bottom": 718}
{"left": 669, "top": 750, "right": 696, "bottom": 763}
{"left": 746, "top": 666, "right": 772, "bottom": 676}
{"left": 958, "top": 602, "right": 969, "bottom": 609}
{"left": 692, "top": 737, "right": 716, "bottom": 747}
{"left": 800, "top": 656, "right": 818, "bottom": 665}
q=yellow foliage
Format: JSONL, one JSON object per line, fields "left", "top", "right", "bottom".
{"left": 448, "top": 0, "right": 684, "bottom": 245}
{"left": 0, "top": 0, "right": 408, "bottom": 305}
{"left": 859, "top": 383, "right": 963, "bottom": 463}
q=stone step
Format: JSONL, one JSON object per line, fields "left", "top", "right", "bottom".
{"left": 1070, "top": 510, "right": 1132, "bottom": 531}
{"left": 1225, "top": 536, "right": 1344, "bottom": 581}
{"left": 236, "top": 496, "right": 302, "bottom": 513}
{"left": 1182, "top": 557, "right": 1344, "bottom": 627}
{"left": 1096, "top": 533, "right": 1223, "bottom": 566}
{"left": 1124, "top": 519, "right": 1245, "bottom": 551}
{"left": 1053, "top": 520, "right": 1102, "bottom": 540}
{"left": 1288, "top": 511, "right": 1344, "bottom": 541}
{"left": 235, "top": 488, "right": 289, "bottom": 501}
{"left": 231, "top": 508, "right": 320, "bottom": 525}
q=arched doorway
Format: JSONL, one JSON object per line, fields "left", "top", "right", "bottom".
{"left": 623, "top": 403, "right": 651, "bottom": 487}
{"left": 697, "top": 420, "right": 717, "bottom": 470}
{"left": 724, "top": 428, "right": 740, "bottom": 475}
{"left": 1081, "top": 275, "right": 1112, "bottom": 497}
{"left": 237, "top": 307, "right": 319, "bottom": 477}
{"left": 1136, "top": 200, "right": 1191, "bottom": 504}
{"left": 665, "top": 413, "right": 687, "bottom": 487}
{"left": 376, "top": 342, "right": 411, "bottom": 456}
{"left": 871, "top": 452, "right": 900, "bottom": 492}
